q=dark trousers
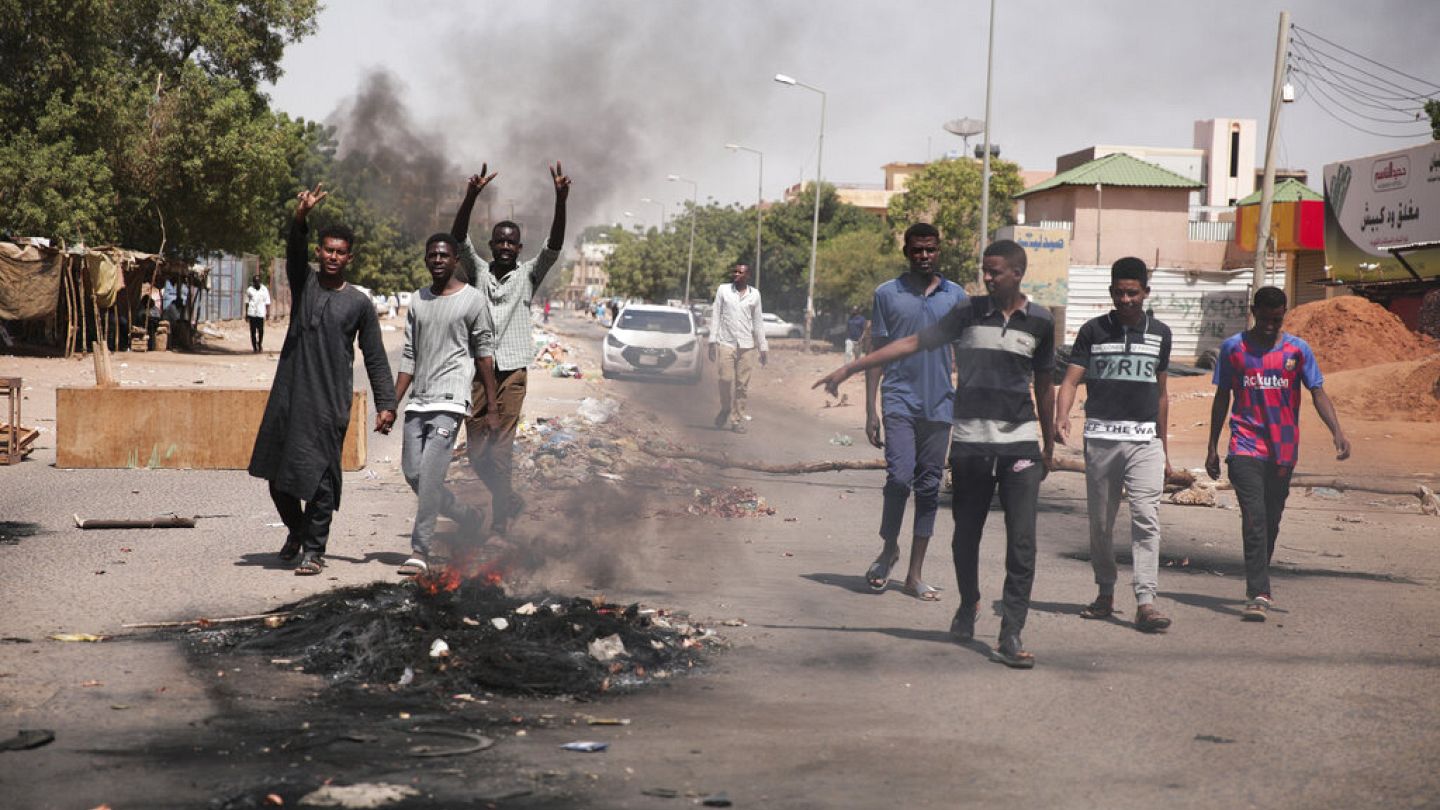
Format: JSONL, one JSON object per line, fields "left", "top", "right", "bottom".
{"left": 1227, "top": 456, "right": 1293, "bottom": 599}
{"left": 466, "top": 367, "right": 528, "bottom": 527}
{"left": 879, "top": 414, "right": 951, "bottom": 544}
{"left": 247, "top": 316, "right": 265, "bottom": 351}
{"left": 269, "top": 467, "right": 339, "bottom": 554}
{"left": 950, "top": 453, "right": 1045, "bottom": 642}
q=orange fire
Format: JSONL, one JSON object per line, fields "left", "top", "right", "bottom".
{"left": 414, "top": 547, "right": 506, "bottom": 595}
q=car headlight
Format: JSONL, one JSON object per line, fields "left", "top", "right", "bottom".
{"left": 606, "top": 334, "right": 625, "bottom": 349}
{"left": 677, "top": 340, "right": 696, "bottom": 352}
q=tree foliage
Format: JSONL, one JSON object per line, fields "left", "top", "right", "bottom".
{"left": 887, "top": 158, "right": 1024, "bottom": 284}
{"left": 0, "top": 0, "right": 318, "bottom": 259}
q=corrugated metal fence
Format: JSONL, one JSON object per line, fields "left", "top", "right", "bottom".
{"left": 193, "top": 254, "right": 260, "bottom": 322}
{"left": 1064, "top": 265, "right": 1283, "bottom": 360}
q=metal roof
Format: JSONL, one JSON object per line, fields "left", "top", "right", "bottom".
{"left": 1015, "top": 153, "right": 1204, "bottom": 198}
{"left": 1235, "top": 178, "right": 1323, "bottom": 206}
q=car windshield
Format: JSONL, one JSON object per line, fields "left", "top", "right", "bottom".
{"left": 618, "top": 310, "right": 691, "bottom": 334}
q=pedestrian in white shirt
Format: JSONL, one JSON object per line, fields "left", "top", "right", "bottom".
{"left": 708, "top": 263, "right": 768, "bottom": 434}
{"left": 245, "top": 274, "right": 272, "bottom": 353}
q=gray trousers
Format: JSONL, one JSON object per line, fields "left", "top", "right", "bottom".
{"left": 402, "top": 411, "right": 464, "bottom": 556}
{"left": 1084, "top": 437, "right": 1165, "bottom": 604}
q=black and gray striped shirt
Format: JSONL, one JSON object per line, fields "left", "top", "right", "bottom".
{"left": 918, "top": 296, "right": 1055, "bottom": 458}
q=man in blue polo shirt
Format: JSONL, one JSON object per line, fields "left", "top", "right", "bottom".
{"left": 862, "top": 223, "right": 966, "bottom": 600}
{"left": 818, "top": 239, "right": 1056, "bottom": 669}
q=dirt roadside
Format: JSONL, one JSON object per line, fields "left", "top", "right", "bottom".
{"left": 1, "top": 310, "right": 1438, "bottom": 809}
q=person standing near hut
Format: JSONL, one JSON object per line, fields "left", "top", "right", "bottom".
{"left": 245, "top": 274, "right": 271, "bottom": 353}
{"left": 249, "top": 183, "right": 397, "bottom": 576}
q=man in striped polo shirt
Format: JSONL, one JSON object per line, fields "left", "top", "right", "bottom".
{"left": 1206, "top": 286, "right": 1350, "bottom": 621}
{"left": 392, "top": 234, "right": 497, "bottom": 576}
{"left": 817, "top": 239, "right": 1056, "bottom": 669}
{"left": 450, "top": 162, "right": 571, "bottom": 534}
{"left": 1055, "top": 257, "right": 1174, "bottom": 632}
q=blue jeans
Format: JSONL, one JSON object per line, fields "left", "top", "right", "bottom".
{"left": 950, "top": 453, "right": 1045, "bottom": 643}
{"left": 402, "top": 411, "right": 466, "bottom": 556}
{"left": 879, "top": 413, "right": 951, "bottom": 544}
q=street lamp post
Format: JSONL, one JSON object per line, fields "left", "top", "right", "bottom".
{"left": 725, "top": 143, "right": 765, "bottom": 294}
{"left": 667, "top": 174, "right": 698, "bottom": 304}
{"left": 774, "top": 73, "right": 825, "bottom": 349}
{"left": 978, "top": 0, "right": 997, "bottom": 247}
{"left": 639, "top": 197, "right": 666, "bottom": 232}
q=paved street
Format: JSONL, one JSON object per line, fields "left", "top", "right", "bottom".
{"left": 2, "top": 312, "right": 1438, "bottom": 809}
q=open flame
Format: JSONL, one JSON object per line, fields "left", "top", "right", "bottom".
{"left": 415, "top": 548, "right": 505, "bottom": 596}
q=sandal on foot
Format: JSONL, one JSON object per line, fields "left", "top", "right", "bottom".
{"left": 901, "top": 582, "right": 943, "bottom": 602}
{"left": 990, "top": 640, "right": 1036, "bottom": 669}
{"left": 1079, "top": 596, "right": 1115, "bottom": 620}
{"left": 277, "top": 534, "right": 303, "bottom": 562}
{"left": 864, "top": 553, "right": 898, "bottom": 592}
{"left": 1134, "top": 604, "right": 1172, "bottom": 633}
{"left": 294, "top": 553, "right": 325, "bottom": 576}
{"left": 398, "top": 557, "right": 429, "bottom": 577}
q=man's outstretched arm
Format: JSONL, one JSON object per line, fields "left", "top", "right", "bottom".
{"left": 450, "top": 166, "right": 496, "bottom": 242}
{"left": 546, "top": 162, "right": 570, "bottom": 252}
{"left": 813, "top": 334, "right": 922, "bottom": 397}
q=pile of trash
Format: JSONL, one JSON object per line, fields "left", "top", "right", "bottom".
{"left": 534, "top": 332, "right": 584, "bottom": 378}
{"left": 684, "top": 486, "right": 776, "bottom": 518}
{"left": 189, "top": 580, "right": 719, "bottom": 697}
{"left": 512, "top": 398, "right": 694, "bottom": 491}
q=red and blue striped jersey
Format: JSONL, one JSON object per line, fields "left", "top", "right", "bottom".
{"left": 1212, "top": 332, "right": 1324, "bottom": 467}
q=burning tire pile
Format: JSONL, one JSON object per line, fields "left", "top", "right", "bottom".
{"left": 189, "top": 576, "right": 721, "bottom": 698}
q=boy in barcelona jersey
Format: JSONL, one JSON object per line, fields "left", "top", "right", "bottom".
{"left": 1205, "top": 286, "right": 1350, "bottom": 622}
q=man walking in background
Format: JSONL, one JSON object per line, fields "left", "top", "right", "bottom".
{"left": 245, "top": 274, "right": 271, "bottom": 353}
{"left": 249, "top": 183, "right": 397, "bottom": 576}
{"left": 1206, "top": 286, "right": 1350, "bottom": 622}
{"left": 451, "top": 162, "right": 571, "bottom": 535}
{"left": 862, "top": 223, "right": 966, "bottom": 600}
{"left": 1055, "top": 257, "right": 1174, "bottom": 632}
{"left": 709, "top": 262, "right": 767, "bottom": 434}
{"left": 845, "top": 305, "right": 867, "bottom": 363}
{"left": 392, "top": 233, "right": 497, "bottom": 576}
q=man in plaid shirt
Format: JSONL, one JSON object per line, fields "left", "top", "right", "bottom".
{"left": 1206, "top": 286, "right": 1350, "bottom": 622}
{"left": 451, "top": 162, "right": 571, "bottom": 534}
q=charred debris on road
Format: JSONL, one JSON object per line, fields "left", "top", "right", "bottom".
{"left": 182, "top": 574, "right": 723, "bottom": 700}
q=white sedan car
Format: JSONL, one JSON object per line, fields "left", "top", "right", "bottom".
{"left": 762, "top": 312, "right": 803, "bottom": 339}
{"left": 601, "top": 304, "right": 703, "bottom": 383}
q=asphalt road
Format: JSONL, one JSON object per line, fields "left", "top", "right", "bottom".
{"left": 2, "top": 311, "right": 1437, "bottom": 809}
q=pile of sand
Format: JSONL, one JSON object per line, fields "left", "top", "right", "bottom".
{"left": 1335, "top": 354, "right": 1440, "bottom": 422}
{"left": 1285, "top": 295, "right": 1436, "bottom": 372}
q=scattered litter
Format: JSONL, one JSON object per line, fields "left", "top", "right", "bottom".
{"left": 828, "top": 433, "right": 854, "bottom": 447}
{"left": 720, "top": 619, "right": 746, "bottom": 627}
{"left": 685, "top": 487, "right": 776, "bottom": 518}
{"left": 396, "top": 667, "right": 415, "bottom": 687}
{"left": 585, "top": 716, "right": 631, "bottom": 726}
{"left": 80, "top": 680, "right": 103, "bottom": 688}
{"left": 561, "top": 741, "right": 609, "bottom": 753}
{"left": 642, "top": 788, "right": 680, "bottom": 798}
{"left": 702, "top": 792, "right": 733, "bottom": 807}
{"left": 490, "top": 617, "right": 510, "bottom": 631}
{"left": 429, "top": 639, "right": 451, "bottom": 659}
{"left": 0, "top": 729, "right": 55, "bottom": 751}
{"left": 48, "top": 633, "right": 106, "bottom": 643}
{"left": 577, "top": 397, "right": 621, "bottom": 425}
{"left": 1335, "top": 515, "right": 1364, "bottom": 524}
{"left": 1308, "top": 486, "right": 1342, "bottom": 499}
{"left": 297, "top": 782, "right": 421, "bottom": 807}
{"left": 264, "top": 794, "right": 284, "bottom": 806}
{"left": 588, "top": 633, "right": 627, "bottom": 662}
{"left": 514, "top": 602, "right": 538, "bottom": 616}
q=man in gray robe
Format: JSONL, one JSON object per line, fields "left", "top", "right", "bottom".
{"left": 249, "top": 183, "right": 398, "bottom": 575}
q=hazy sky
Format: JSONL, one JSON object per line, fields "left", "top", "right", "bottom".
{"left": 265, "top": 0, "right": 1440, "bottom": 231}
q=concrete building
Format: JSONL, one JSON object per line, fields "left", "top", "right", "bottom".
{"left": 559, "top": 240, "right": 616, "bottom": 303}
{"left": 1016, "top": 152, "right": 1252, "bottom": 271}
{"left": 1194, "top": 118, "right": 1258, "bottom": 210}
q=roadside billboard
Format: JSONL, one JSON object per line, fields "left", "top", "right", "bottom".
{"left": 996, "top": 225, "right": 1070, "bottom": 306}
{"left": 1323, "top": 141, "right": 1440, "bottom": 283}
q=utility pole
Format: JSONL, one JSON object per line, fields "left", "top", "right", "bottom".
{"left": 1253, "top": 10, "right": 1291, "bottom": 315}
{"left": 978, "top": 0, "right": 998, "bottom": 251}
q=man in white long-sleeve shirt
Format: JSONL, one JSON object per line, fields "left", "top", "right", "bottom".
{"left": 708, "top": 263, "right": 768, "bottom": 434}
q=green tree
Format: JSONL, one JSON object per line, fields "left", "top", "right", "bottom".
{"left": 0, "top": 0, "right": 318, "bottom": 257}
{"left": 1425, "top": 99, "right": 1440, "bottom": 140}
{"left": 887, "top": 158, "right": 1024, "bottom": 284}
{"left": 815, "top": 229, "right": 904, "bottom": 313}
